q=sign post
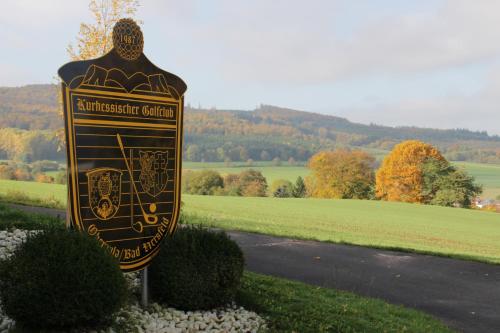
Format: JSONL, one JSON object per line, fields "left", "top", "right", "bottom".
{"left": 58, "top": 18, "right": 186, "bottom": 274}
{"left": 141, "top": 267, "right": 149, "bottom": 307}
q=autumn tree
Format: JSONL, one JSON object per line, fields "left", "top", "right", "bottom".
{"left": 306, "top": 150, "right": 375, "bottom": 199}
{"left": 182, "top": 170, "right": 223, "bottom": 195}
{"left": 238, "top": 170, "right": 268, "bottom": 197}
{"left": 0, "top": 164, "right": 15, "bottom": 180}
{"left": 57, "top": 0, "right": 140, "bottom": 147}
{"left": 13, "top": 167, "right": 32, "bottom": 181}
{"left": 67, "top": 0, "right": 140, "bottom": 60}
{"left": 35, "top": 173, "right": 55, "bottom": 184}
{"left": 376, "top": 140, "right": 446, "bottom": 203}
{"left": 55, "top": 170, "right": 68, "bottom": 185}
{"left": 222, "top": 173, "right": 241, "bottom": 196}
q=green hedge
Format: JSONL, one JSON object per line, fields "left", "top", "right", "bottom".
{"left": 150, "top": 225, "right": 244, "bottom": 310}
{"left": 0, "top": 229, "right": 128, "bottom": 330}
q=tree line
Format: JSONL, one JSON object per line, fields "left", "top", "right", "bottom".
{"left": 0, "top": 160, "right": 66, "bottom": 184}
{"left": 183, "top": 140, "right": 483, "bottom": 209}
{"left": 0, "top": 128, "right": 64, "bottom": 162}
{"left": 183, "top": 169, "right": 307, "bottom": 198}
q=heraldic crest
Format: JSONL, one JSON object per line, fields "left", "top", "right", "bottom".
{"left": 87, "top": 168, "right": 122, "bottom": 220}
{"left": 139, "top": 150, "right": 169, "bottom": 197}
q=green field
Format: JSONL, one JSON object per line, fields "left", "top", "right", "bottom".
{"left": 454, "top": 162, "right": 500, "bottom": 199}
{"left": 183, "top": 194, "right": 500, "bottom": 263}
{"left": 0, "top": 179, "right": 67, "bottom": 207}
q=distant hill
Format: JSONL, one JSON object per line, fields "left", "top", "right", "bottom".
{"left": 0, "top": 84, "right": 60, "bottom": 130}
{"left": 1, "top": 84, "right": 499, "bottom": 163}
{"left": 183, "top": 105, "right": 500, "bottom": 163}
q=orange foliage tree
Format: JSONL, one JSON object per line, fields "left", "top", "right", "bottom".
{"left": 306, "top": 150, "right": 375, "bottom": 199}
{"left": 376, "top": 140, "right": 445, "bottom": 203}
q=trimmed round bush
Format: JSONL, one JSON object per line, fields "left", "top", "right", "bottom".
{"left": 150, "top": 226, "right": 244, "bottom": 310}
{"left": 0, "top": 229, "right": 128, "bottom": 329}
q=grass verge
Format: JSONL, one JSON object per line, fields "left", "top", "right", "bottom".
{"left": 0, "top": 202, "right": 64, "bottom": 230}
{"left": 238, "top": 272, "right": 453, "bottom": 333}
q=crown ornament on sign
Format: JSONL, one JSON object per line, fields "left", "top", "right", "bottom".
{"left": 112, "top": 18, "right": 144, "bottom": 61}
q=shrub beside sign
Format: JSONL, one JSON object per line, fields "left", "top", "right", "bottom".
{"left": 58, "top": 19, "right": 187, "bottom": 272}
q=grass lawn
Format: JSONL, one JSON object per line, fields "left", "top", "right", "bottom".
{"left": 454, "top": 162, "right": 500, "bottom": 187}
{"left": 0, "top": 179, "right": 66, "bottom": 208}
{"left": 183, "top": 195, "right": 500, "bottom": 263}
{"left": 238, "top": 272, "right": 452, "bottom": 333}
{"left": 454, "top": 162, "right": 500, "bottom": 199}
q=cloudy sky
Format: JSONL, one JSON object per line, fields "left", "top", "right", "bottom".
{"left": 1, "top": 0, "right": 500, "bottom": 135}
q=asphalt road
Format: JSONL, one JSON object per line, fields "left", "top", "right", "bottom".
{"left": 229, "top": 231, "right": 500, "bottom": 333}
{"left": 9, "top": 204, "right": 500, "bottom": 333}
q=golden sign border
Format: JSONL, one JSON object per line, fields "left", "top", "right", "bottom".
{"left": 64, "top": 87, "right": 183, "bottom": 271}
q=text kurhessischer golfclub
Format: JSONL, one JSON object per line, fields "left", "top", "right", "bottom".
{"left": 76, "top": 96, "right": 175, "bottom": 119}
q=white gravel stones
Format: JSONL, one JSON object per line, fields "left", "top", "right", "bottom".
{"left": 0, "top": 229, "right": 267, "bottom": 333}
{"left": 110, "top": 303, "right": 266, "bottom": 333}
{"left": 124, "top": 271, "right": 141, "bottom": 292}
{"left": 0, "top": 229, "right": 24, "bottom": 333}
{"left": 0, "top": 229, "right": 30, "bottom": 260}
{"left": 0, "top": 316, "right": 14, "bottom": 333}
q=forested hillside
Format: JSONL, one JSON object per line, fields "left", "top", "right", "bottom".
{"left": 1, "top": 84, "right": 500, "bottom": 163}
{"left": 0, "top": 85, "right": 60, "bottom": 130}
{"left": 184, "top": 105, "right": 500, "bottom": 163}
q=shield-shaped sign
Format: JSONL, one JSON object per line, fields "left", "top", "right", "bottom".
{"left": 58, "top": 19, "right": 186, "bottom": 272}
{"left": 139, "top": 150, "right": 169, "bottom": 197}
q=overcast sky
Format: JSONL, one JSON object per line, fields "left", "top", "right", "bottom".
{"left": 1, "top": 0, "right": 500, "bottom": 135}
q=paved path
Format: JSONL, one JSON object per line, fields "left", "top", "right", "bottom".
{"left": 8, "top": 204, "right": 500, "bottom": 333}
{"left": 229, "top": 232, "right": 500, "bottom": 333}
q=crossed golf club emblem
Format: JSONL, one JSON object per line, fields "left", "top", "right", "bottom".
{"left": 117, "top": 134, "right": 160, "bottom": 233}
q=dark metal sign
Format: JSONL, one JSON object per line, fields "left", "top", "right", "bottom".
{"left": 58, "top": 19, "right": 187, "bottom": 272}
